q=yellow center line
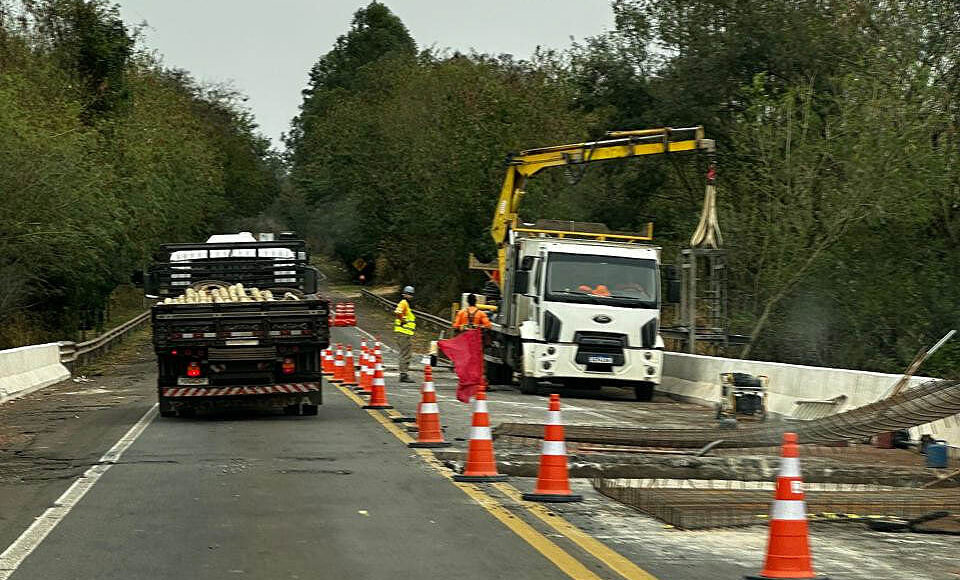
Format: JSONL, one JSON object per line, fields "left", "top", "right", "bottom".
{"left": 334, "top": 384, "right": 602, "bottom": 580}
{"left": 493, "top": 483, "right": 659, "bottom": 580}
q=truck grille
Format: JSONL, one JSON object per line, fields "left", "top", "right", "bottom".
{"left": 573, "top": 331, "right": 626, "bottom": 369}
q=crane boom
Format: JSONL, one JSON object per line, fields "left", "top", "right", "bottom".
{"left": 490, "top": 126, "right": 715, "bottom": 282}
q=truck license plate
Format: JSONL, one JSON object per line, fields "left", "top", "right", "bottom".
{"left": 588, "top": 355, "right": 614, "bottom": 364}
{"left": 177, "top": 377, "right": 209, "bottom": 386}
{"left": 226, "top": 339, "right": 259, "bottom": 346}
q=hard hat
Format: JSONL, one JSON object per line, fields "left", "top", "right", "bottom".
{"left": 403, "top": 285, "right": 415, "bottom": 295}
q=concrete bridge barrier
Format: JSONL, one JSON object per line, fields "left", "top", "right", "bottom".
{"left": 660, "top": 352, "right": 959, "bottom": 443}
{"left": 0, "top": 343, "right": 71, "bottom": 403}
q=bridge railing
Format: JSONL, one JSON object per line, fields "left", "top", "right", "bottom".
{"left": 59, "top": 310, "right": 151, "bottom": 370}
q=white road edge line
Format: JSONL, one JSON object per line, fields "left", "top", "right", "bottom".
{"left": 0, "top": 404, "right": 158, "bottom": 579}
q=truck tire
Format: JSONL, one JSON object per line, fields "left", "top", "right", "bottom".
{"left": 519, "top": 376, "right": 540, "bottom": 395}
{"left": 302, "top": 403, "right": 319, "bottom": 416}
{"left": 485, "top": 361, "right": 511, "bottom": 386}
{"left": 159, "top": 399, "right": 176, "bottom": 418}
{"left": 634, "top": 381, "right": 655, "bottom": 402}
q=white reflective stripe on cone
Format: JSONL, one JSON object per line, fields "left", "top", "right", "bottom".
{"left": 423, "top": 381, "right": 435, "bottom": 392}
{"left": 373, "top": 379, "right": 385, "bottom": 386}
{"left": 420, "top": 403, "right": 439, "bottom": 414}
{"left": 779, "top": 457, "right": 801, "bottom": 477}
{"left": 475, "top": 399, "right": 488, "bottom": 414}
{"left": 547, "top": 411, "right": 563, "bottom": 425}
{"left": 771, "top": 500, "right": 807, "bottom": 521}
{"left": 541, "top": 440, "right": 567, "bottom": 456}
{"left": 470, "top": 426, "right": 492, "bottom": 440}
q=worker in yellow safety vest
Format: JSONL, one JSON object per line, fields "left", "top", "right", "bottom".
{"left": 394, "top": 285, "right": 417, "bottom": 383}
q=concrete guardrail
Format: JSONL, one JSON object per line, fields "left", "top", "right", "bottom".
{"left": 0, "top": 343, "right": 71, "bottom": 404}
{"left": 0, "top": 310, "right": 151, "bottom": 404}
{"left": 661, "top": 351, "right": 959, "bottom": 443}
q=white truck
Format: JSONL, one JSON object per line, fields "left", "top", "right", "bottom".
{"left": 477, "top": 127, "right": 713, "bottom": 401}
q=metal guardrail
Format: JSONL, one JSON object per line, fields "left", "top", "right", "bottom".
{"left": 59, "top": 310, "right": 151, "bottom": 369}
{"left": 358, "top": 289, "right": 451, "bottom": 332}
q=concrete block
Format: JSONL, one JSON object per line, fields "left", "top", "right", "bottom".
{"left": 0, "top": 343, "right": 70, "bottom": 403}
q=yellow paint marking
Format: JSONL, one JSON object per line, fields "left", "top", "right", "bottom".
{"left": 494, "top": 483, "right": 659, "bottom": 580}
{"left": 334, "top": 384, "right": 602, "bottom": 580}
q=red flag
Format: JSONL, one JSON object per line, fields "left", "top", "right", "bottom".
{"left": 438, "top": 329, "right": 485, "bottom": 403}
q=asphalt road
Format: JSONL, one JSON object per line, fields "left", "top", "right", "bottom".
{"left": 0, "top": 326, "right": 642, "bottom": 580}
{"left": 2, "top": 320, "right": 957, "bottom": 580}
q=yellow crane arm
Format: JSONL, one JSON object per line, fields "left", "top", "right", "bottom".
{"left": 489, "top": 126, "right": 715, "bottom": 283}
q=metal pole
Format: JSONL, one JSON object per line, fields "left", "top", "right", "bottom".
{"left": 688, "top": 251, "right": 697, "bottom": 354}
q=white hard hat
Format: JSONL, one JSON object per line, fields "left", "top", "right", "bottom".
{"left": 403, "top": 286, "right": 415, "bottom": 295}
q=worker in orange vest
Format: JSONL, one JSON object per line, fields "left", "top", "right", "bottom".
{"left": 577, "top": 284, "right": 611, "bottom": 297}
{"left": 453, "top": 294, "right": 492, "bottom": 333}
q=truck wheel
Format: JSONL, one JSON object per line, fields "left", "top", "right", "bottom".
{"left": 159, "top": 399, "right": 176, "bottom": 418}
{"left": 519, "top": 377, "right": 539, "bottom": 395}
{"left": 302, "top": 404, "right": 319, "bottom": 416}
{"left": 634, "top": 382, "right": 655, "bottom": 402}
{"left": 485, "top": 361, "right": 511, "bottom": 386}
{"left": 177, "top": 406, "right": 197, "bottom": 418}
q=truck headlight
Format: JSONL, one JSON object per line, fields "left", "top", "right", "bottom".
{"left": 645, "top": 366, "right": 655, "bottom": 376}
{"left": 643, "top": 351, "right": 653, "bottom": 360}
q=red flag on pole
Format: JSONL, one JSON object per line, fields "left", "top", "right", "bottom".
{"left": 438, "top": 329, "right": 485, "bottom": 403}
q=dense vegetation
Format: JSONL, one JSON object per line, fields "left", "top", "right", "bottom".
{"left": 0, "top": 0, "right": 280, "bottom": 347}
{"left": 288, "top": 1, "right": 960, "bottom": 376}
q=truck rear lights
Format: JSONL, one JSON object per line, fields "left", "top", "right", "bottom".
{"left": 282, "top": 358, "right": 296, "bottom": 375}
{"left": 170, "top": 349, "right": 178, "bottom": 356}
{"left": 186, "top": 362, "right": 202, "bottom": 377}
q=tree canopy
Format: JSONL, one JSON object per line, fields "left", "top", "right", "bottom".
{"left": 287, "top": 1, "right": 959, "bottom": 377}
{"left": 0, "top": 0, "right": 281, "bottom": 347}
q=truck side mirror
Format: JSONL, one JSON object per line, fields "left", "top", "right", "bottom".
{"left": 303, "top": 267, "right": 319, "bottom": 294}
{"left": 663, "top": 265, "right": 681, "bottom": 304}
{"left": 144, "top": 272, "right": 159, "bottom": 299}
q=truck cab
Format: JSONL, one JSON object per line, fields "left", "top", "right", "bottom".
{"left": 485, "top": 223, "right": 671, "bottom": 401}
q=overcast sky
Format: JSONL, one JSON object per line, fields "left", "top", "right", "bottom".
{"left": 116, "top": 1, "right": 615, "bottom": 148}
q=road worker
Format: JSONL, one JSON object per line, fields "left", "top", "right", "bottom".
{"left": 394, "top": 285, "right": 417, "bottom": 383}
{"left": 577, "top": 284, "right": 611, "bottom": 297}
{"left": 453, "top": 293, "right": 492, "bottom": 333}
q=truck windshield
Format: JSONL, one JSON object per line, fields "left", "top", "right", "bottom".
{"left": 545, "top": 253, "right": 658, "bottom": 308}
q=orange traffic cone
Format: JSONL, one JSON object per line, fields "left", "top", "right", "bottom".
{"left": 745, "top": 432, "right": 829, "bottom": 580}
{"left": 522, "top": 394, "right": 582, "bottom": 502}
{"left": 342, "top": 346, "right": 358, "bottom": 386}
{"left": 330, "top": 345, "right": 345, "bottom": 383}
{"left": 408, "top": 365, "right": 450, "bottom": 448}
{"left": 321, "top": 347, "right": 334, "bottom": 376}
{"left": 359, "top": 348, "right": 374, "bottom": 393}
{"left": 362, "top": 361, "right": 392, "bottom": 409}
{"left": 354, "top": 345, "right": 369, "bottom": 392}
{"left": 453, "top": 386, "right": 507, "bottom": 482}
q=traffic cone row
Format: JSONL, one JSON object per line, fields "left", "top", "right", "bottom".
{"left": 329, "top": 345, "right": 345, "bottom": 383}
{"left": 330, "top": 302, "right": 357, "bottom": 326}
{"left": 745, "top": 432, "right": 829, "bottom": 580}
{"left": 342, "top": 346, "right": 358, "bottom": 387}
{"left": 321, "top": 346, "right": 335, "bottom": 376}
